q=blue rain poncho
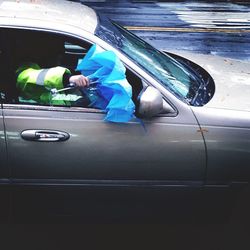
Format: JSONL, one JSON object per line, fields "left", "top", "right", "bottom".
{"left": 76, "top": 44, "right": 135, "bottom": 123}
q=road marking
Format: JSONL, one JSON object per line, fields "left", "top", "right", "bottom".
{"left": 125, "top": 26, "right": 250, "bottom": 33}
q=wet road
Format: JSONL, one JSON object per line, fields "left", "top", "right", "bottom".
{"left": 81, "top": 1, "right": 250, "bottom": 61}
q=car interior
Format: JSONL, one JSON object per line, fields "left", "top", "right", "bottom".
{"left": 0, "top": 28, "right": 144, "bottom": 111}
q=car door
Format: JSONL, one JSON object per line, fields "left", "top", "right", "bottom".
{"left": 2, "top": 28, "right": 206, "bottom": 221}
{"left": 3, "top": 96, "right": 207, "bottom": 222}
{"left": 4, "top": 107, "right": 205, "bottom": 181}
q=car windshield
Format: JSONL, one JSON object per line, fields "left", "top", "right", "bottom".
{"left": 95, "top": 15, "right": 202, "bottom": 104}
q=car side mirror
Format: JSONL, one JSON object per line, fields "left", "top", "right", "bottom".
{"left": 137, "top": 86, "right": 164, "bottom": 118}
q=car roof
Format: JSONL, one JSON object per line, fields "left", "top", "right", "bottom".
{"left": 0, "top": 0, "right": 98, "bottom": 34}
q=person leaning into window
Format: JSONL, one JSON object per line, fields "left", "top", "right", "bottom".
{"left": 14, "top": 33, "right": 90, "bottom": 106}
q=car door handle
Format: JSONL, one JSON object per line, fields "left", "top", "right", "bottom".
{"left": 21, "top": 130, "right": 70, "bottom": 142}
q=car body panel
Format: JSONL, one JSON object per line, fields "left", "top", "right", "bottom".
{"left": 170, "top": 51, "right": 250, "bottom": 183}
{"left": 170, "top": 51, "right": 250, "bottom": 112}
{"left": 192, "top": 106, "right": 250, "bottom": 183}
{"left": 3, "top": 105, "right": 206, "bottom": 181}
{"left": 0, "top": 0, "right": 97, "bottom": 34}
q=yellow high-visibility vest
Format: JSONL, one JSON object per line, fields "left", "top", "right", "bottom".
{"left": 16, "top": 63, "right": 72, "bottom": 105}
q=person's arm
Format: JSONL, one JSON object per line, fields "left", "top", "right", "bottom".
{"left": 17, "top": 64, "right": 89, "bottom": 91}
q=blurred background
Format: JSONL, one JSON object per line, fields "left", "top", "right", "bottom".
{"left": 76, "top": 0, "right": 250, "bottom": 61}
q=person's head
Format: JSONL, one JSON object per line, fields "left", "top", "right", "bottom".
{"left": 15, "top": 30, "right": 65, "bottom": 68}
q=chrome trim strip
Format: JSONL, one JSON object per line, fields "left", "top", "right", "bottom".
{"left": 1, "top": 179, "right": 245, "bottom": 188}
{"left": 2, "top": 104, "right": 105, "bottom": 113}
{"left": 0, "top": 179, "right": 10, "bottom": 185}
{"left": 8, "top": 179, "right": 204, "bottom": 188}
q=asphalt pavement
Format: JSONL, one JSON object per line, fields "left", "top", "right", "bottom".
{"left": 80, "top": 0, "right": 250, "bottom": 61}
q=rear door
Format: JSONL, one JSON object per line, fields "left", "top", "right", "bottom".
{"left": 3, "top": 103, "right": 206, "bottom": 222}
{"left": 0, "top": 29, "right": 10, "bottom": 222}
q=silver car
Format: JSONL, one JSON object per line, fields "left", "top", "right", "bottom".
{"left": 0, "top": 0, "right": 249, "bottom": 222}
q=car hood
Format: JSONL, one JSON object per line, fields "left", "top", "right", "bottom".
{"left": 169, "top": 51, "right": 250, "bottom": 112}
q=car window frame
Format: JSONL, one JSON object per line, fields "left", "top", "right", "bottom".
{"left": 0, "top": 27, "right": 108, "bottom": 113}
{"left": 0, "top": 25, "right": 181, "bottom": 119}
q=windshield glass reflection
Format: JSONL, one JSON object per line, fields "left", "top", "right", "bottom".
{"left": 95, "top": 15, "right": 201, "bottom": 104}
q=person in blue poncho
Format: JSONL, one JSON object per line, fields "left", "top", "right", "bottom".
{"left": 76, "top": 44, "right": 135, "bottom": 123}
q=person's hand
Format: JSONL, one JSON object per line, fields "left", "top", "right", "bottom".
{"left": 69, "top": 75, "right": 89, "bottom": 87}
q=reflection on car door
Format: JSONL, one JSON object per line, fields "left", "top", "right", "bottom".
{"left": 3, "top": 105, "right": 206, "bottom": 221}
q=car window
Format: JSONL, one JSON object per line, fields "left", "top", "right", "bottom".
{"left": 1, "top": 28, "right": 143, "bottom": 114}
{"left": 1, "top": 28, "right": 95, "bottom": 108}
{"left": 0, "top": 29, "right": 17, "bottom": 104}
{"left": 96, "top": 15, "right": 213, "bottom": 106}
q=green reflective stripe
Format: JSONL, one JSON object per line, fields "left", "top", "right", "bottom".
{"left": 36, "top": 69, "right": 50, "bottom": 86}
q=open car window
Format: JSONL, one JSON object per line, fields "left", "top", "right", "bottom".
{"left": 1, "top": 28, "right": 93, "bottom": 108}
{"left": 0, "top": 28, "right": 143, "bottom": 123}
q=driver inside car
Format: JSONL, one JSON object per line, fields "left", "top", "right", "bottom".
{"left": 14, "top": 32, "right": 90, "bottom": 106}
